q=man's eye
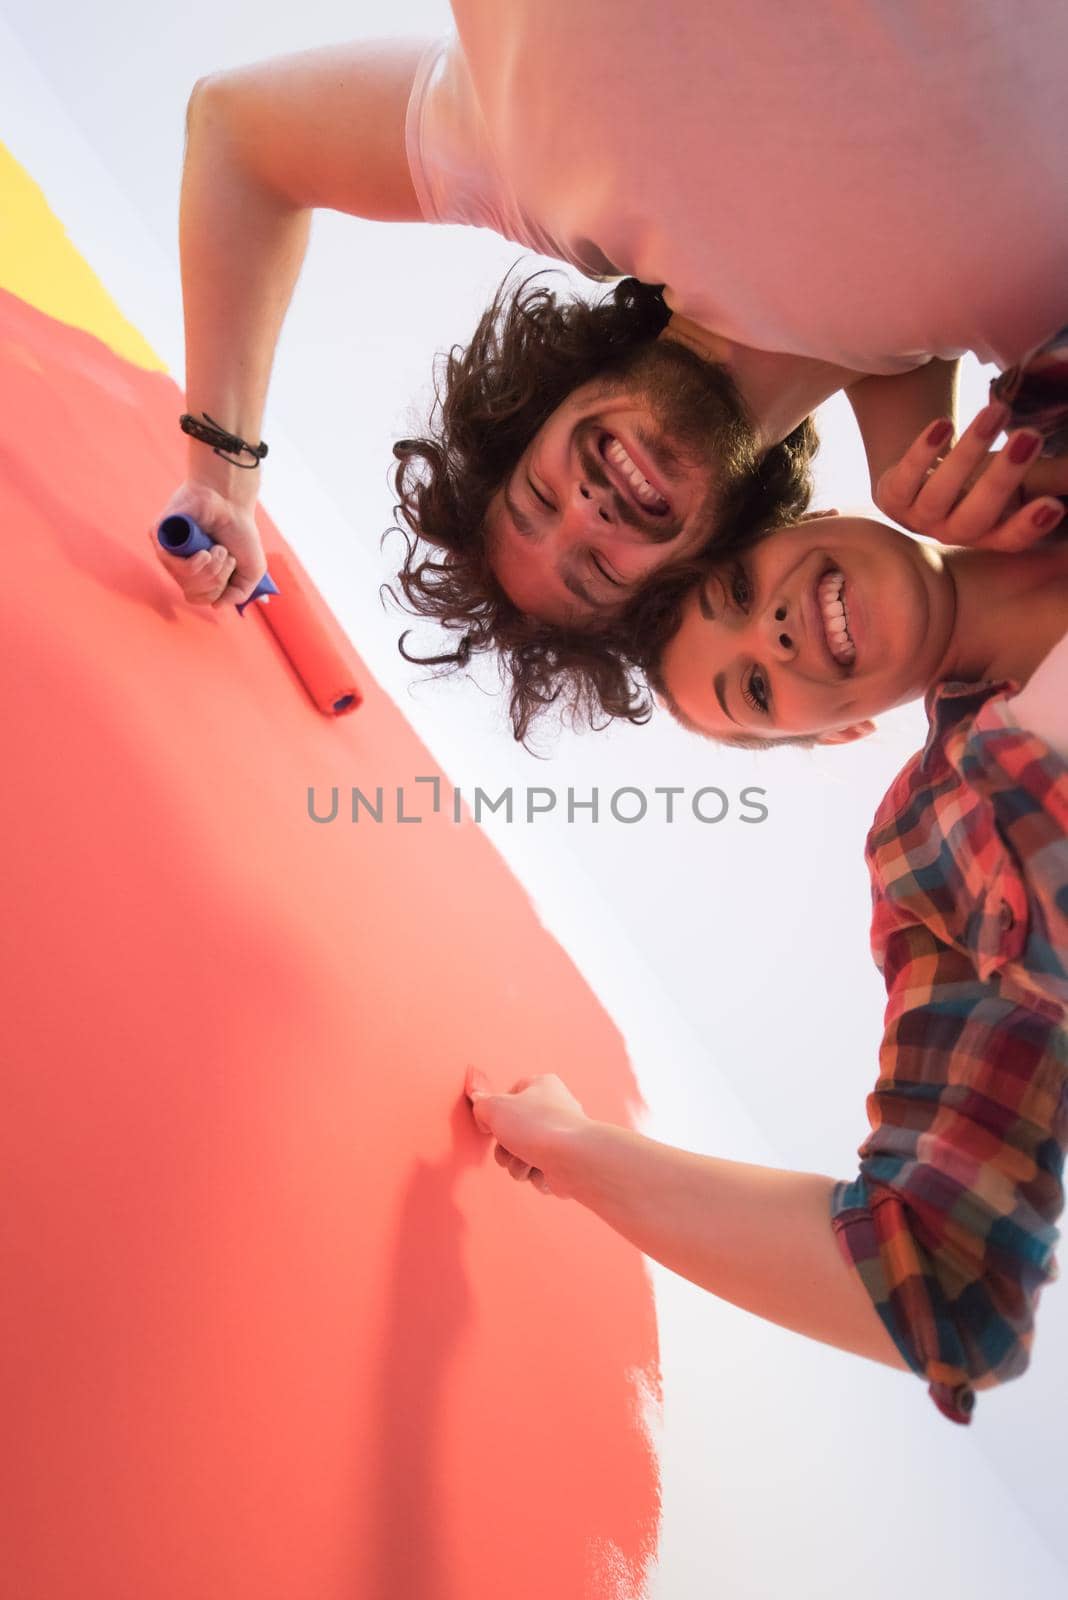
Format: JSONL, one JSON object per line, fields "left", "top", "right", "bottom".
{"left": 742, "top": 668, "right": 770, "bottom": 716}
{"left": 528, "top": 475, "right": 554, "bottom": 510}
{"left": 591, "top": 553, "right": 624, "bottom": 588}
{"left": 730, "top": 564, "right": 752, "bottom": 610}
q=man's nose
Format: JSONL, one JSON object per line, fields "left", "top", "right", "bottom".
{"left": 565, "top": 478, "right": 618, "bottom": 536}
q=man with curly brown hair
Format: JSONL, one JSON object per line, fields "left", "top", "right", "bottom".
{"left": 156, "top": 4, "right": 1068, "bottom": 740}
{"left": 384, "top": 275, "right": 818, "bottom": 738}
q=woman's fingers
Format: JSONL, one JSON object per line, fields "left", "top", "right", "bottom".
{"left": 494, "top": 1143, "right": 533, "bottom": 1182}
{"left": 970, "top": 448, "right": 1068, "bottom": 550}
{"left": 492, "top": 1139, "right": 545, "bottom": 1187}
{"left": 876, "top": 399, "right": 1063, "bottom": 547}
{"left": 880, "top": 402, "right": 1004, "bottom": 519}
{"left": 971, "top": 494, "right": 1065, "bottom": 552}
{"left": 937, "top": 429, "right": 1045, "bottom": 544}
{"left": 910, "top": 410, "right": 997, "bottom": 519}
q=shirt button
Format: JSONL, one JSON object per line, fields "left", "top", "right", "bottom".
{"left": 999, "top": 900, "right": 1015, "bottom": 932}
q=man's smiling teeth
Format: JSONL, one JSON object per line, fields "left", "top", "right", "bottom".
{"left": 817, "top": 568, "right": 856, "bottom": 664}
{"left": 603, "top": 436, "right": 670, "bottom": 514}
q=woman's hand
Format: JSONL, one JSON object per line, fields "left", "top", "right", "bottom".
{"left": 465, "top": 1069, "right": 591, "bottom": 1199}
{"left": 874, "top": 401, "right": 1067, "bottom": 551}
{"left": 149, "top": 479, "right": 269, "bottom": 609}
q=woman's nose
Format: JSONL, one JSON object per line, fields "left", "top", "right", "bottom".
{"left": 766, "top": 601, "right": 796, "bottom": 658}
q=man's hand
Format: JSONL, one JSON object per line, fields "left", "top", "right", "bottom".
{"left": 874, "top": 402, "right": 1066, "bottom": 551}
{"left": 150, "top": 480, "right": 269, "bottom": 609}
{"left": 465, "top": 1069, "right": 590, "bottom": 1198}
{"left": 172, "top": 47, "right": 426, "bottom": 612}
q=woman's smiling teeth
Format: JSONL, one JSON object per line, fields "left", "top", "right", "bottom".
{"left": 817, "top": 568, "right": 856, "bottom": 664}
{"left": 602, "top": 435, "right": 671, "bottom": 515}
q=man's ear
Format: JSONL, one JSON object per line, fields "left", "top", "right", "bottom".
{"left": 815, "top": 719, "right": 876, "bottom": 745}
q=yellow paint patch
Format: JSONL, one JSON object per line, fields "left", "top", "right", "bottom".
{"left": 0, "top": 141, "right": 166, "bottom": 373}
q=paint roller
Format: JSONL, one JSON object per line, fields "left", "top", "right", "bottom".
{"left": 157, "top": 513, "right": 279, "bottom": 614}
{"left": 156, "top": 516, "right": 362, "bottom": 717}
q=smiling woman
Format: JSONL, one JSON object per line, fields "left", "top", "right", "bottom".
{"left": 654, "top": 516, "right": 957, "bottom": 744}
{"left": 650, "top": 511, "right": 1068, "bottom": 747}
{"left": 466, "top": 450, "right": 1068, "bottom": 1433}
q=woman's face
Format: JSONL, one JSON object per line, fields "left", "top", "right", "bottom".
{"left": 657, "top": 516, "right": 957, "bottom": 742}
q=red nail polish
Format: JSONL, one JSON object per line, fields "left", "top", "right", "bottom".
{"left": 1008, "top": 430, "right": 1042, "bottom": 465}
{"left": 976, "top": 402, "right": 1008, "bottom": 442}
{"left": 1032, "top": 502, "right": 1064, "bottom": 530}
{"left": 925, "top": 419, "right": 953, "bottom": 449}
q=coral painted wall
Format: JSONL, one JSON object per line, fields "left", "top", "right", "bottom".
{"left": 0, "top": 152, "right": 661, "bottom": 1599}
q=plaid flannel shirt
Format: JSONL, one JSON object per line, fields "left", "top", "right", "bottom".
{"left": 831, "top": 681, "right": 1068, "bottom": 1424}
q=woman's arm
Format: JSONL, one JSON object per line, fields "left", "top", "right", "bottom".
{"left": 466, "top": 1073, "right": 908, "bottom": 1373}
{"left": 555, "top": 1122, "right": 910, "bottom": 1370}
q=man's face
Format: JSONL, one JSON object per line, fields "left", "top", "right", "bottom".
{"left": 485, "top": 341, "right": 747, "bottom": 625}
{"left": 658, "top": 517, "right": 957, "bottom": 742}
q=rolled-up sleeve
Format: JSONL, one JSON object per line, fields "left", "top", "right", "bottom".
{"left": 831, "top": 682, "right": 1068, "bottom": 1424}
{"left": 831, "top": 935, "right": 1067, "bottom": 1423}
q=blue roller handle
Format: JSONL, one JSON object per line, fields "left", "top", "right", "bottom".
{"left": 157, "top": 514, "right": 280, "bottom": 616}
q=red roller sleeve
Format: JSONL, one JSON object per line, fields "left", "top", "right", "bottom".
{"left": 255, "top": 546, "right": 363, "bottom": 716}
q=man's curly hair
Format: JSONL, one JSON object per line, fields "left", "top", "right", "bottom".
{"left": 388, "top": 270, "right": 818, "bottom": 745}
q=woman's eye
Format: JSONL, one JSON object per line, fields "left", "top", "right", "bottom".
{"left": 742, "top": 668, "right": 770, "bottom": 716}
{"left": 528, "top": 476, "right": 554, "bottom": 511}
{"left": 730, "top": 565, "right": 752, "bottom": 610}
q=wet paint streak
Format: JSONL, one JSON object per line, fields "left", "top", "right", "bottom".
{"left": 0, "top": 217, "right": 661, "bottom": 1598}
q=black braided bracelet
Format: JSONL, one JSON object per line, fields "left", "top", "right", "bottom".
{"left": 179, "top": 412, "right": 269, "bottom": 470}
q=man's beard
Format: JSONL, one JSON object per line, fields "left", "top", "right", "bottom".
{"left": 586, "top": 337, "right": 758, "bottom": 545}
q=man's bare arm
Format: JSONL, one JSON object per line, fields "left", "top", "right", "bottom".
{"left": 845, "top": 357, "right": 960, "bottom": 503}
{"left": 179, "top": 40, "right": 428, "bottom": 510}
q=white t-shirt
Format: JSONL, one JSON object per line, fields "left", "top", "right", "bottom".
{"left": 406, "top": 0, "right": 1068, "bottom": 376}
